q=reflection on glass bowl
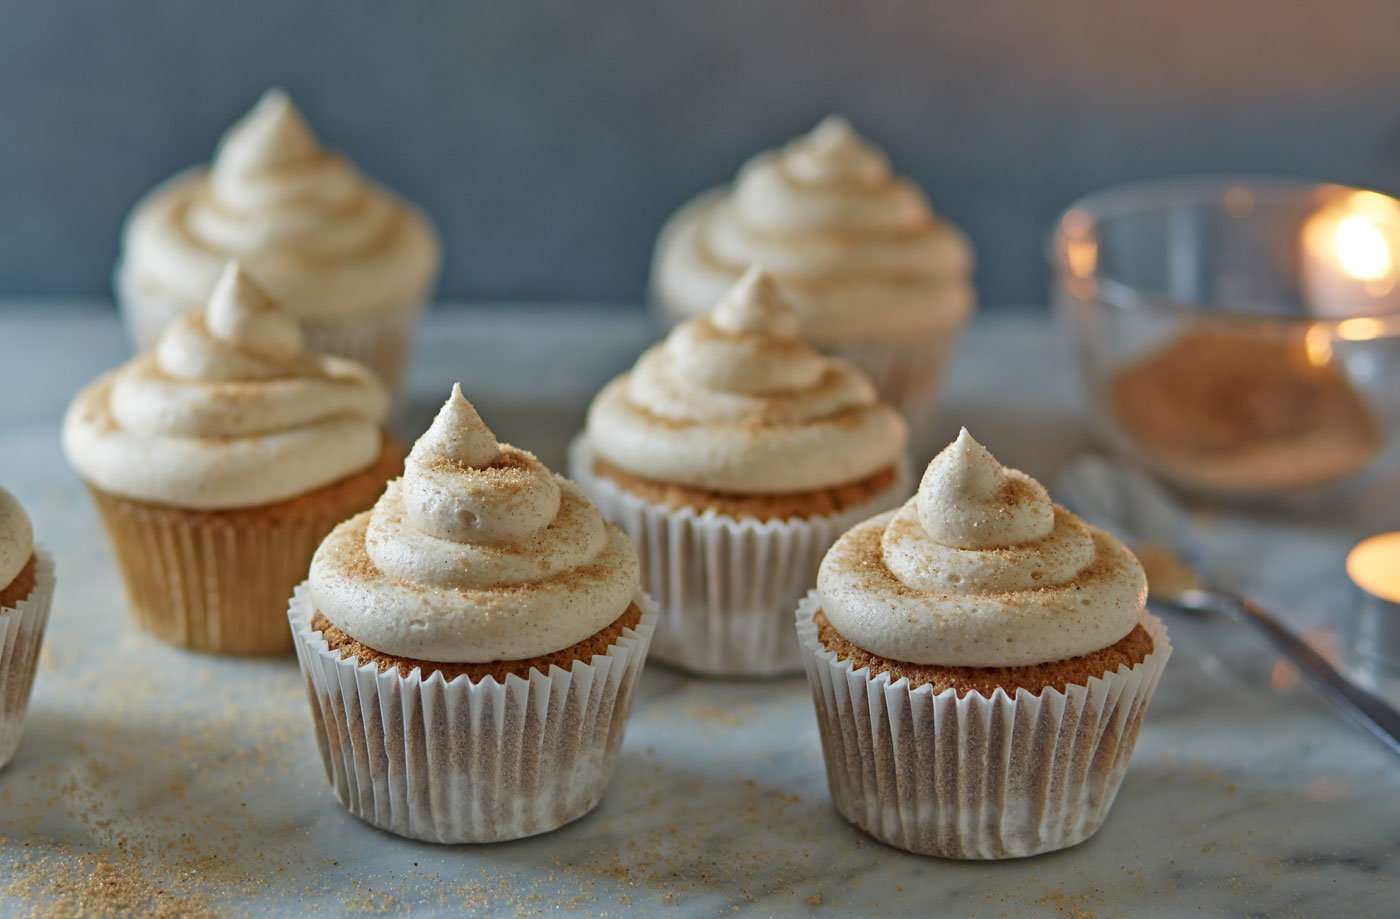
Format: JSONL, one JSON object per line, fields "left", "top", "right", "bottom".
{"left": 1050, "top": 176, "right": 1400, "bottom": 507}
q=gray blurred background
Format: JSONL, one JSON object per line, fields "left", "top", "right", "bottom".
{"left": 5, "top": 0, "right": 1400, "bottom": 309}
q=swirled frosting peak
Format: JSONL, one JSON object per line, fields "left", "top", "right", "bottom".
{"left": 818, "top": 430, "right": 1146, "bottom": 667}
{"left": 203, "top": 259, "right": 304, "bottom": 360}
{"left": 587, "top": 268, "right": 907, "bottom": 494}
{"left": 210, "top": 89, "right": 319, "bottom": 191}
{"left": 710, "top": 266, "right": 800, "bottom": 337}
{"left": 917, "top": 429, "right": 1055, "bottom": 549}
{"left": 63, "top": 262, "right": 390, "bottom": 509}
{"left": 120, "top": 88, "right": 440, "bottom": 320}
{"left": 0, "top": 487, "right": 34, "bottom": 595}
{"left": 783, "top": 115, "right": 891, "bottom": 189}
{"left": 652, "top": 116, "right": 974, "bottom": 342}
{"left": 309, "top": 386, "right": 640, "bottom": 662}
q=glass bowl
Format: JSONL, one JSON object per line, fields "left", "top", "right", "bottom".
{"left": 1050, "top": 176, "right": 1400, "bottom": 508}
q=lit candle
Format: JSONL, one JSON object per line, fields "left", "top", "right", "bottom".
{"left": 1346, "top": 532, "right": 1400, "bottom": 697}
{"left": 1300, "top": 189, "right": 1400, "bottom": 321}
{"left": 1348, "top": 532, "right": 1400, "bottom": 604}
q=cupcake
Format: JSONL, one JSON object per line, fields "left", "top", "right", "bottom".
{"left": 650, "top": 115, "right": 974, "bottom": 423}
{"left": 64, "top": 262, "right": 401, "bottom": 655}
{"left": 571, "top": 267, "right": 909, "bottom": 677}
{"left": 797, "top": 429, "right": 1170, "bottom": 859}
{"left": 115, "top": 88, "right": 440, "bottom": 395}
{"left": 290, "top": 385, "right": 655, "bottom": 843}
{"left": 0, "top": 487, "right": 55, "bottom": 769}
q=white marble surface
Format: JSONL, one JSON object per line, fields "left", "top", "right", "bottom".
{"left": 0, "top": 303, "right": 1396, "bottom": 918}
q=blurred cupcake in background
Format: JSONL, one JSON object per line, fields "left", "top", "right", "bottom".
{"left": 64, "top": 262, "right": 401, "bottom": 655}
{"left": 0, "top": 487, "right": 55, "bottom": 769}
{"left": 650, "top": 115, "right": 974, "bottom": 426}
{"left": 115, "top": 88, "right": 440, "bottom": 396}
{"left": 291, "top": 385, "right": 655, "bottom": 843}
{"left": 797, "top": 429, "right": 1170, "bottom": 859}
{"left": 571, "top": 267, "right": 909, "bottom": 677}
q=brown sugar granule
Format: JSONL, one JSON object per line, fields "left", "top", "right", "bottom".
{"left": 1108, "top": 329, "right": 1381, "bottom": 492}
{"left": 311, "top": 603, "right": 644, "bottom": 682}
{"left": 0, "top": 554, "right": 37, "bottom": 609}
{"left": 592, "top": 458, "right": 900, "bottom": 521}
{"left": 813, "top": 610, "right": 1154, "bottom": 696}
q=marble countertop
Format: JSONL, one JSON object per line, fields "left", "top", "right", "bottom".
{"left": 0, "top": 303, "right": 1396, "bottom": 918}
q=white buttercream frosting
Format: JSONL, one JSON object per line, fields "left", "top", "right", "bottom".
{"left": 64, "top": 263, "right": 390, "bottom": 509}
{"left": 309, "top": 385, "right": 641, "bottom": 662}
{"left": 0, "top": 487, "right": 34, "bottom": 594}
{"left": 587, "top": 268, "right": 908, "bottom": 494}
{"left": 120, "top": 88, "right": 440, "bottom": 321}
{"left": 818, "top": 429, "right": 1146, "bottom": 667}
{"left": 652, "top": 116, "right": 975, "bottom": 342}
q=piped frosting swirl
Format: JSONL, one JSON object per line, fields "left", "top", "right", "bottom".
{"left": 653, "top": 116, "right": 974, "bottom": 342}
{"left": 0, "top": 487, "right": 33, "bottom": 594}
{"left": 63, "top": 263, "right": 389, "bottom": 509}
{"left": 120, "top": 88, "right": 439, "bottom": 320}
{"left": 587, "top": 268, "right": 908, "bottom": 494}
{"left": 818, "top": 430, "right": 1146, "bottom": 667}
{"left": 309, "top": 385, "right": 640, "bottom": 662}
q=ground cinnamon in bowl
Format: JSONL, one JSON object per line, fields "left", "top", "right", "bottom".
{"left": 1108, "top": 329, "right": 1383, "bottom": 493}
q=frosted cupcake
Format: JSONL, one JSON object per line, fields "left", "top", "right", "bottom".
{"left": 0, "top": 488, "right": 55, "bottom": 769}
{"left": 571, "top": 268, "right": 909, "bottom": 676}
{"left": 650, "top": 116, "right": 974, "bottom": 423}
{"left": 116, "top": 88, "right": 440, "bottom": 394}
{"left": 64, "top": 263, "right": 400, "bottom": 654}
{"left": 290, "top": 385, "right": 655, "bottom": 843}
{"left": 797, "top": 430, "right": 1170, "bottom": 859}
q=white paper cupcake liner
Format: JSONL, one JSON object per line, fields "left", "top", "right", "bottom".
{"left": 289, "top": 584, "right": 657, "bottom": 843}
{"left": 115, "top": 263, "right": 425, "bottom": 397}
{"left": 0, "top": 548, "right": 55, "bottom": 769}
{"left": 570, "top": 437, "right": 911, "bottom": 677}
{"left": 796, "top": 592, "right": 1171, "bottom": 859}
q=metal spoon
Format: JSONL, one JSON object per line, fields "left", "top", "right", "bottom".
{"left": 1058, "top": 454, "right": 1400, "bottom": 758}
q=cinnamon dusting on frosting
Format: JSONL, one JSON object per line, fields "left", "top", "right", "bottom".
{"left": 818, "top": 430, "right": 1146, "bottom": 667}
{"left": 586, "top": 269, "right": 907, "bottom": 494}
{"left": 63, "top": 263, "right": 389, "bottom": 509}
{"left": 0, "top": 487, "right": 34, "bottom": 597}
{"left": 309, "top": 385, "right": 639, "bottom": 662}
{"left": 651, "top": 116, "right": 974, "bottom": 342}
{"left": 119, "top": 88, "right": 440, "bottom": 322}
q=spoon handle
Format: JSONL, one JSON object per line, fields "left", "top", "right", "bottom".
{"left": 1209, "top": 591, "right": 1400, "bottom": 758}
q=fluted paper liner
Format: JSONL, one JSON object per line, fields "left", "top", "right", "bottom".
{"left": 796, "top": 592, "right": 1171, "bottom": 859}
{"left": 648, "top": 195, "right": 967, "bottom": 428}
{"left": 86, "top": 471, "right": 389, "bottom": 655}
{"left": 570, "top": 437, "right": 910, "bottom": 677}
{"left": 289, "top": 585, "right": 658, "bottom": 843}
{"left": 0, "top": 548, "right": 55, "bottom": 768}
{"left": 116, "top": 265, "right": 425, "bottom": 397}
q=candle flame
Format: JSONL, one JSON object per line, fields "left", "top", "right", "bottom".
{"left": 1303, "top": 189, "right": 1400, "bottom": 290}
{"left": 1333, "top": 215, "right": 1393, "bottom": 282}
{"left": 1347, "top": 531, "right": 1400, "bottom": 603}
